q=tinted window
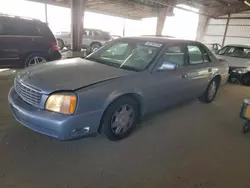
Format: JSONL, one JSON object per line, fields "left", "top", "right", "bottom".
{"left": 161, "top": 45, "right": 185, "bottom": 66}
{"left": 188, "top": 45, "right": 203, "bottom": 65}
{"left": 37, "top": 22, "right": 55, "bottom": 40}
{"left": 0, "top": 19, "right": 40, "bottom": 36}
{"left": 93, "top": 30, "right": 101, "bottom": 36}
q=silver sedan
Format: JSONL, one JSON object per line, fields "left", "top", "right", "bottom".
{"left": 8, "top": 37, "right": 229, "bottom": 141}
{"left": 216, "top": 44, "right": 250, "bottom": 85}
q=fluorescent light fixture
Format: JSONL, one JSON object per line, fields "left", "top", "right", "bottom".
{"left": 245, "top": 0, "right": 250, "bottom": 6}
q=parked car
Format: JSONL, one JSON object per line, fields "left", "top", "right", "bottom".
{"left": 0, "top": 14, "right": 61, "bottom": 68}
{"left": 8, "top": 37, "right": 229, "bottom": 141}
{"left": 55, "top": 28, "right": 112, "bottom": 52}
{"left": 205, "top": 43, "right": 222, "bottom": 53}
{"left": 215, "top": 44, "right": 250, "bottom": 85}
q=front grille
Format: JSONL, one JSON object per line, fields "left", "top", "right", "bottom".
{"left": 15, "top": 79, "right": 42, "bottom": 106}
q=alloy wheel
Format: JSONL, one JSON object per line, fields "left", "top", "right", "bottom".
{"left": 111, "top": 104, "right": 135, "bottom": 135}
{"left": 208, "top": 81, "right": 217, "bottom": 100}
{"left": 28, "top": 56, "right": 47, "bottom": 67}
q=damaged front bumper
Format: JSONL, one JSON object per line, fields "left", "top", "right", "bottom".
{"left": 229, "top": 67, "right": 250, "bottom": 85}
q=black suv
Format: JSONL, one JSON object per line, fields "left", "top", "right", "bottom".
{"left": 0, "top": 15, "right": 61, "bottom": 68}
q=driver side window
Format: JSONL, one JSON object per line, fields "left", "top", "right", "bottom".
{"left": 160, "top": 45, "right": 185, "bottom": 67}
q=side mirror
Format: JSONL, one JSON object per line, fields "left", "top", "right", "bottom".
{"left": 158, "top": 62, "right": 177, "bottom": 71}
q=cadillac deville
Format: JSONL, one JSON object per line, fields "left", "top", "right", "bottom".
{"left": 8, "top": 37, "right": 229, "bottom": 141}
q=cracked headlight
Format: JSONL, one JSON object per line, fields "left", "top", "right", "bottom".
{"left": 45, "top": 93, "right": 77, "bottom": 115}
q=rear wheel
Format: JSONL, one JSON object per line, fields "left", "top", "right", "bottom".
{"left": 199, "top": 78, "right": 219, "bottom": 103}
{"left": 100, "top": 97, "right": 139, "bottom": 141}
{"left": 90, "top": 42, "right": 102, "bottom": 53}
{"left": 242, "top": 122, "right": 250, "bottom": 133}
{"left": 24, "top": 53, "right": 47, "bottom": 68}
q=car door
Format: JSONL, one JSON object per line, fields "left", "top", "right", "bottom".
{"left": 0, "top": 18, "right": 40, "bottom": 68}
{"left": 0, "top": 18, "right": 20, "bottom": 67}
{"left": 147, "top": 43, "right": 195, "bottom": 111}
{"left": 184, "top": 43, "right": 213, "bottom": 97}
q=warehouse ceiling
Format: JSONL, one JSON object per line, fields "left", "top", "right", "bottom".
{"left": 29, "top": 0, "right": 250, "bottom": 19}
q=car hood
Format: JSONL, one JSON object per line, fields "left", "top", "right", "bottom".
{"left": 216, "top": 55, "right": 250, "bottom": 67}
{"left": 17, "top": 58, "right": 132, "bottom": 94}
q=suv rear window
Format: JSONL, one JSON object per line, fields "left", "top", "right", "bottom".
{"left": 0, "top": 18, "right": 40, "bottom": 36}
{"left": 37, "top": 22, "right": 55, "bottom": 40}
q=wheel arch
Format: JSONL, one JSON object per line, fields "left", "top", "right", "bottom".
{"left": 212, "top": 74, "right": 221, "bottom": 86}
{"left": 90, "top": 41, "right": 102, "bottom": 47}
{"left": 98, "top": 92, "right": 143, "bottom": 132}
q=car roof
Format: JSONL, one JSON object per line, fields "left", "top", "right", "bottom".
{"left": 205, "top": 42, "right": 220, "bottom": 45}
{"left": 119, "top": 36, "right": 200, "bottom": 45}
{"left": 225, "top": 44, "right": 250, "bottom": 48}
{"left": 0, "top": 14, "right": 42, "bottom": 23}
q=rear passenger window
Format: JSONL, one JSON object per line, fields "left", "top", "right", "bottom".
{"left": 161, "top": 45, "right": 185, "bottom": 66}
{"left": 0, "top": 19, "right": 40, "bottom": 36}
{"left": 188, "top": 45, "right": 203, "bottom": 65}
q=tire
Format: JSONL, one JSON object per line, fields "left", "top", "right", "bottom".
{"left": 242, "top": 122, "right": 249, "bottom": 133}
{"left": 199, "top": 78, "right": 219, "bottom": 103}
{"left": 24, "top": 53, "right": 48, "bottom": 68}
{"left": 90, "top": 42, "right": 102, "bottom": 53}
{"left": 100, "top": 97, "right": 139, "bottom": 141}
{"left": 57, "top": 39, "right": 65, "bottom": 50}
{"left": 228, "top": 75, "right": 236, "bottom": 83}
{"left": 241, "top": 73, "right": 250, "bottom": 86}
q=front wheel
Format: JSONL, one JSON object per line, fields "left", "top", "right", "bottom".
{"left": 199, "top": 79, "right": 219, "bottom": 103}
{"left": 242, "top": 122, "right": 250, "bottom": 133}
{"left": 100, "top": 97, "right": 139, "bottom": 141}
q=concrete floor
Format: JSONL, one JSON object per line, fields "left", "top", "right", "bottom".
{"left": 1, "top": 70, "right": 250, "bottom": 188}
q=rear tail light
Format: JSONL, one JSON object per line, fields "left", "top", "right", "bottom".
{"left": 51, "top": 40, "right": 59, "bottom": 51}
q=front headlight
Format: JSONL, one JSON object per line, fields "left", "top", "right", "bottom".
{"left": 233, "top": 67, "right": 249, "bottom": 74}
{"left": 45, "top": 93, "right": 77, "bottom": 115}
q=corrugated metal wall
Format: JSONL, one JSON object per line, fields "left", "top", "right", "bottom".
{"left": 201, "top": 11, "right": 250, "bottom": 46}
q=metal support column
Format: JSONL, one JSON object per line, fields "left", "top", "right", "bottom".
{"left": 156, "top": 7, "right": 168, "bottom": 35}
{"left": 195, "top": 15, "right": 209, "bottom": 41}
{"left": 156, "top": 6, "right": 174, "bottom": 35}
{"left": 122, "top": 19, "right": 126, "bottom": 37}
{"left": 45, "top": 3, "right": 48, "bottom": 24}
{"left": 222, "top": 14, "right": 230, "bottom": 46}
{"left": 71, "top": 0, "right": 86, "bottom": 52}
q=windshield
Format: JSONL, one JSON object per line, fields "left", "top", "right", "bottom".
{"left": 218, "top": 46, "right": 250, "bottom": 59}
{"left": 86, "top": 40, "right": 163, "bottom": 71}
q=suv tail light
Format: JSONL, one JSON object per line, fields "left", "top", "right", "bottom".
{"left": 51, "top": 40, "right": 59, "bottom": 51}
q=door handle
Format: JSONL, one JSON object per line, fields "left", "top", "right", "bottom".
{"left": 181, "top": 74, "right": 188, "bottom": 79}
{"left": 208, "top": 68, "right": 212, "bottom": 73}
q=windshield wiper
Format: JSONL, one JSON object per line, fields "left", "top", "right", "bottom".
{"left": 120, "top": 65, "right": 138, "bottom": 72}
{"left": 86, "top": 57, "right": 138, "bottom": 71}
